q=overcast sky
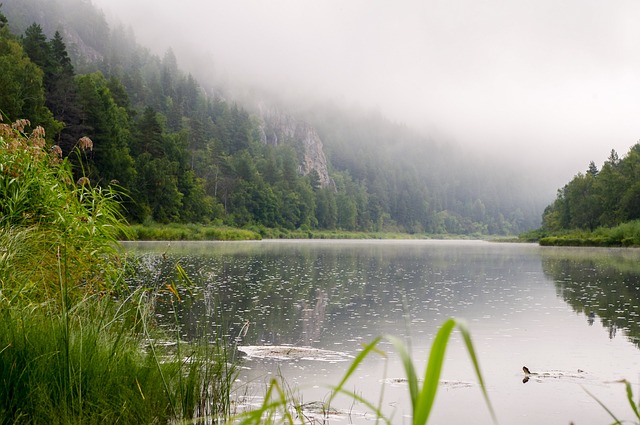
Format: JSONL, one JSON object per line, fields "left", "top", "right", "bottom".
{"left": 94, "top": 0, "right": 640, "bottom": 194}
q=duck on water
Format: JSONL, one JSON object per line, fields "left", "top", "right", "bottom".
{"left": 522, "top": 366, "right": 586, "bottom": 383}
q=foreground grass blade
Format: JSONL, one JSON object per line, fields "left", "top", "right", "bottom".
{"left": 234, "top": 379, "right": 296, "bottom": 425}
{"left": 457, "top": 319, "right": 497, "bottom": 423}
{"left": 583, "top": 385, "right": 623, "bottom": 424}
{"left": 327, "top": 336, "right": 383, "bottom": 406}
{"left": 623, "top": 379, "right": 640, "bottom": 420}
{"left": 386, "top": 334, "right": 420, "bottom": 409}
{"left": 325, "top": 319, "right": 496, "bottom": 425}
{"left": 330, "top": 387, "right": 391, "bottom": 424}
{"left": 414, "top": 318, "right": 456, "bottom": 425}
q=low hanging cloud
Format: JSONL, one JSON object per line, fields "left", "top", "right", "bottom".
{"left": 94, "top": 0, "right": 640, "bottom": 191}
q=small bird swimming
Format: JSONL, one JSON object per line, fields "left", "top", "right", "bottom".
{"left": 522, "top": 366, "right": 533, "bottom": 375}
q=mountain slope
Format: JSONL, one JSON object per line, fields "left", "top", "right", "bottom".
{"left": 0, "top": 0, "right": 546, "bottom": 234}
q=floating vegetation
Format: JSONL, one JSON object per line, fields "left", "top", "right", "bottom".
{"left": 381, "top": 378, "right": 474, "bottom": 389}
{"left": 238, "top": 345, "right": 353, "bottom": 362}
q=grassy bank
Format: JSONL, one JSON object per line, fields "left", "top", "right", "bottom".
{"left": 0, "top": 121, "right": 236, "bottom": 423}
{"left": 519, "top": 220, "right": 640, "bottom": 247}
{"left": 123, "top": 223, "right": 492, "bottom": 241}
{"left": 0, "top": 295, "right": 235, "bottom": 424}
{"left": 126, "top": 223, "right": 262, "bottom": 241}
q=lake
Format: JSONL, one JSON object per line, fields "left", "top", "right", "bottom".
{"left": 124, "top": 239, "right": 640, "bottom": 424}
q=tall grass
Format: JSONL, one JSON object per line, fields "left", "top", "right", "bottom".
{"left": 0, "top": 120, "right": 128, "bottom": 304}
{"left": 0, "top": 291, "right": 237, "bottom": 423}
{"left": 127, "top": 223, "right": 261, "bottom": 241}
{"left": 0, "top": 120, "right": 238, "bottom": 423}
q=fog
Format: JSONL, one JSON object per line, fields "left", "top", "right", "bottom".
{"left": 94, "top": 0, "right": 640, "bottom": 192}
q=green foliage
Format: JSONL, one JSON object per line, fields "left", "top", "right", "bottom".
{"left": 538, "top": 220, "right": 640, "bottom": 247}
{"left": 543, "top": 145, "right": 640, "bottom": 234}
{"left": 0, "top": 289, "right": 237, "bottom": 424}
{"left": 0, "top": 0, "right": 543, "bottom": 236}
{"left": 0, "top": 121, "right": 128, "bottom": 301}
{"left": 75, "top": 72, "right": 136, "bottom": 189}
{"left": 0, "top": 28, "right": 61, "bottom": 137}
{"left": 127, "top": 223, "right": 261, "bottom": 241}
{"left": 236, "top": 318, "right": 496, "bottom": 425}
{"left": 0, "top": 5, "right": 7, "bottom": 30}
{"left": 0, "top": 120, "right": 238, "bottom": 424}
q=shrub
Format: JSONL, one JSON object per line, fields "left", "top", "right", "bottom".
{"left": 0, "top": 119, "right": 128, "bottom": 304}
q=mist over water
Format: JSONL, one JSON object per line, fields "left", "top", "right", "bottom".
{"left": 94, "top": 0, "right": 640, "bottom": 194}
{"left": 126, "top": 240, "right": 640, "bottom": 424}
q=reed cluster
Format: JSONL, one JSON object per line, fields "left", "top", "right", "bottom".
{"left": 0, "top": 120, "right": 236, "bottom": 424}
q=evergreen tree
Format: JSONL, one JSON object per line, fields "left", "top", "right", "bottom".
{"left": 134, "top": 106, "right": 165, "bottom": 158}
{"left": 46, "top": 31, "right": 85, "bottom": 151}
{"left": 75, "top": 72, "right": 135, "bottom": 188}
{"left": 22, "top": 23, "right": 50, "bottom": 74}
{"left": 0, "top": 4, "right": 8, "bottom": 31}
{"left": 0, "top": 28, "right": 60, "bottom": 136}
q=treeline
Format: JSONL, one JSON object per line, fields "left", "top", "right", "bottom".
{"left": 0, "top": 0, "right": 543, "bottom": 234}
{"left": 300, "top": 104, "right": 542, "bottom": 234}
{"left": 542, "top": 146, "right": 640, "bottom": 232}
{"left": 0, "top": 3, "right": 329, "bottom": 229}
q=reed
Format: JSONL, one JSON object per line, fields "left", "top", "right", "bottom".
{"left": 585, "top": 379, "right": 640, "bottom": 425}
{"left": 0, "top": 122, "right": 238, "bottom": 424}
{"left": 234, "top": 318, "right": 496, "bottom": 425}
{"left": 0, "top": 292, "right": 237, "bottom": 424}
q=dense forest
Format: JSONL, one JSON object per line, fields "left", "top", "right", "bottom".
{"left": 0, "top": 0, "right": 545, "bottom": 234}
{"left": 541, "top": 146, "right": 640, "bottom": 232}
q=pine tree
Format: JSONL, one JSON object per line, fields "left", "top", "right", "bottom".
{"left": 22, "top": 23, "right": 51, "bottom": 78}
{"left": 0, "top": 4, "right": 7, "bottom": 31}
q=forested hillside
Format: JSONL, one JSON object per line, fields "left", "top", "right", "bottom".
{"left": 542, "top": 146, "right": 640, "bottom": 231}
{"left": 0, "top": 0, "right": 545, "bottom": 234}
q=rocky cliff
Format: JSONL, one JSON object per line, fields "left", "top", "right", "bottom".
{"left": 256, "top": 103, "right": 333, "bottom": 188}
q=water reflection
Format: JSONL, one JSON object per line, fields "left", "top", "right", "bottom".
{"left": 123, "top": 240, "right": 640, "bottom": 424}
{"left": 125, "top": 240, "right": 545, "bottom": 350}
{"left": 541, "top": 247, "right": 640, "bottom": 347}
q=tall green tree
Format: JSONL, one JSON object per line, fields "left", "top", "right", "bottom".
{"left": 75, "top": 72, "right": 135, "bottom": 188}
{"left": 0, "top": 27, "right": 59, "bottom": 136}
{"left": 134, "top": 153, "right": 182, "bottom": 223}
{"left": 0, "top": 5, "right": 7, "bottom": 30}
{"left": 21, "top": 23, "right": 50, "bottom": 75}
{"left": 133, "top": 106, "right": 165, "bottom": 158}
{"left": 46, "top": 31, "right": 86, "bottom": 151}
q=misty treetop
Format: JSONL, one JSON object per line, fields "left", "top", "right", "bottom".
{"left": 0, "top": 0, "right": 542, "bottom": 234}
{"left": 542, "top": 145, "right": 640, "bottom": 232}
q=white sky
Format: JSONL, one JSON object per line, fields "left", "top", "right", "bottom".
{"left": 94, "top": 0, "right": 640, "bottom": 194}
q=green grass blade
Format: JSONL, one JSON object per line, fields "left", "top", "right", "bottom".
{"left": 327, "top": 336, "right": 383, "bottom": 406}
{"left": 233, "top": 379, "right": 296, "bottom": 425}
{"left": 330, "top": 387, "right": 392, "bottom": 424}
{"left": 623, "top": 380, "right": 640, "bottom": 420}
{"left": 583, "top": 385, "right": 623, "bottom": 424}
{"left": 456, "top": 319, "right": 497, "bottom": 423}
{"left": 386, "top": 335, "right": 420, "bottom": 407}
{"left": 414, "top": 318, "right": 456, "bottom": 425}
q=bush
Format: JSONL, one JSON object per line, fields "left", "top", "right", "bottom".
{"left": 0, "top": 120, "right": 128, "bottom": 303}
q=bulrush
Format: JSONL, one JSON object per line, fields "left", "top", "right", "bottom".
{"left": 76, "top": 176, "right": 90, "bottom": 186}
{"left": 78, "top": 136, "right": 93, "bottom": 151}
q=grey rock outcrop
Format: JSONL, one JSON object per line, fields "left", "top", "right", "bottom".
{"left": 256, "top": 103, "right": 333, "bottom": 188}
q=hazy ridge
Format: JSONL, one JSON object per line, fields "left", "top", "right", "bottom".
{"left": 1, "top": 0, "right": 549, "bottom": 234}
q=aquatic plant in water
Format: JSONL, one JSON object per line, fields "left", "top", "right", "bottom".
{"left": 234, "top": 318, "right": 496, "bottom": 425}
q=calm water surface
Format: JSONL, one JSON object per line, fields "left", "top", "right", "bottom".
{"left": 125, "top": 239, "right": 640, "bottom": 424}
